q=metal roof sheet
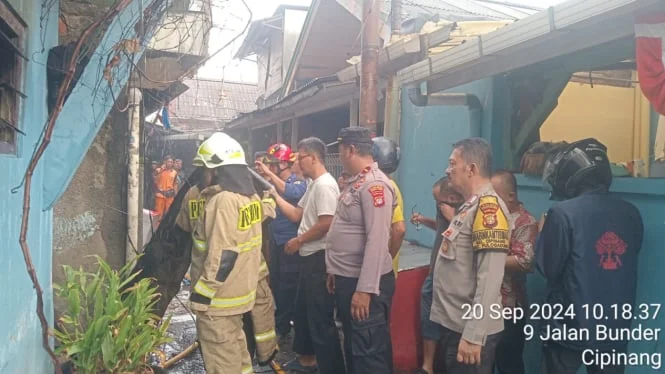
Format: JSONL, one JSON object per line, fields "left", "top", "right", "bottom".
{"left": 167, "top": 78, "right": 259, "bottom": 131}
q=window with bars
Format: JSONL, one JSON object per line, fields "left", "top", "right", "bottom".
{"left": 0, "top": 0, "right": 26, "bottom": 155}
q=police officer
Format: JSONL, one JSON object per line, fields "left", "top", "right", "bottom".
{"left": 537, "top": 138, "right": 643, "bottom": 374}
{"left": 431, "top": 137, "right": 510, "bottom": 374}
{"left": 326, "top": 127, "right": 396, "bottom": 374}
{"left": 188, "top": 132, "right": 266, "bottom": 374}
{"left": 372, "top": 136, "right": 406, "bottom": 278}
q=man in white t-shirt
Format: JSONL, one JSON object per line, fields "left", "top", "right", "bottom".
{"left": 269, "top": 137, "right": 345, "bottom": 374}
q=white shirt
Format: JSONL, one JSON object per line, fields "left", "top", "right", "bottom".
{"left": 297, "top": 172, "right": 340, "bottom": 256}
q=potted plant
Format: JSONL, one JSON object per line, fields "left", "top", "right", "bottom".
{"left": 54, "top": 256, "right": 172, "bottom": 373}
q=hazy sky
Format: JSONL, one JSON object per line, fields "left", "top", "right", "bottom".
{"left": 196, "top": 0, "right": 567, "bottom": 82}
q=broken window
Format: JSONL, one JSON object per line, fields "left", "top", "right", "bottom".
{"left": 0, "top": 0, "right": 26, "bottom": 155}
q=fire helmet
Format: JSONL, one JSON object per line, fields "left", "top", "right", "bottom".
{"left": 266, "top": 143, "right": 296, "bottom": 163}
{"left": 542, "top": 138, "right": 612, "bottom": 200}
{"left": 372, "top": 136, "right": 400, "bottom": 174}
{"left": 192, "top": 154, "right": 204, "bottom": 167}
{"left": 195, "top": 132, "right": 247, "bottom": 168}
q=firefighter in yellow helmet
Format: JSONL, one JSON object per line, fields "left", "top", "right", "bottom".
{"left": 175, "top": 143, "right": 281, "bottom": 369}
{"left": 188, "top": 132, "right": 271, "bottom": 374}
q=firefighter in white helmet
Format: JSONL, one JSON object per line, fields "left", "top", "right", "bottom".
{"left": 188, "top": 132, "right": 270, "bottom": 374}
{"left": 177, "top": 143, "right": 281, "bottom": 369}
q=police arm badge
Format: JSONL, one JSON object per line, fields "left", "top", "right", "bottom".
{"left": 368, "top": 185, "right": 385, "bottom": 207}
{"left": 471, "top": 195, "right": 510, "bottom": 252}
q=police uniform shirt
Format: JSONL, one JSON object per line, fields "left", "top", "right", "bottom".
{"left": 326, "top": 162, "right": 396, "bottom": 295}
{"left": 430, "top": 183, "right": 512, "bottom": 345}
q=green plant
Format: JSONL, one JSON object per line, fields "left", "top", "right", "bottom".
{"left": 54, "top": 256, "right": 172, "bottom": 374}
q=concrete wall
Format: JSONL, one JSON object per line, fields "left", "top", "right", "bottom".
{"left": 398, "top": 76, "right": 665, "bottom": 373}
{"left": 52, "top": 111, "right": 127, "bottom": 317}
{"left": 0, "top": 0, "right": 58, "bottom": 371}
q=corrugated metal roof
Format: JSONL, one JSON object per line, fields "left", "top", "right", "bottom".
{"left": 397, "top": 0, "right": 539, "bottom": 22}
{"left": 167, "top": 78, "right": 259, "bottom": 131}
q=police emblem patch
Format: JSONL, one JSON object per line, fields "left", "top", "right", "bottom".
{"left": 368, "top": 185, "right": 385, "bottom": 207}
{"left": 471, "top": 195, "right": 509, "bottom": 251}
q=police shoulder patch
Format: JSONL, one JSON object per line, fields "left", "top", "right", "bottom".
{"left": 471, "top": 195, "right": 510, "bottom": 251}
{"left": 367, "top": 185, "right": 385, "bottom": 207}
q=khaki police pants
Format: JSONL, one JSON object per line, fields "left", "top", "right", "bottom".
{"left": 251, "top": 276, "right": 278, "bottom": 363}
{"left": 196, "top": 312, "right": 253, "bottom": 374}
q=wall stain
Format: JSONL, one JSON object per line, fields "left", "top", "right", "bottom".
{"left": 53, "top": 211, "right": 99, "bottom": 251}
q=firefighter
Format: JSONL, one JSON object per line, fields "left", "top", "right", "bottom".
{"left": 372, "top": 136, "right": 406, "bottom": 278}
{"left": 254, "top": 143, "right": 307, "bottom": 338}
{"left": 537, "top": 138, "right": 643, "bottom": 374}
{"left": 174, "top": 146, "right": 280, "bottom": 368}
{"left": 188, "top": 132, "right": 266, "bottom": 374}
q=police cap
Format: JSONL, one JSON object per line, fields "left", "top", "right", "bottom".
{"left": 337, "top": 127, "right": 373, "bottom": 147}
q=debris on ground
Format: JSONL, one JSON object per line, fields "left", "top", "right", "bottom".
{"left": 157, "top": 282, "right": 301, "bottom": 373}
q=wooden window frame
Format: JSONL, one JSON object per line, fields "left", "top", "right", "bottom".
{"left": 0, "top": 0, "right": 27, "bottom": 155}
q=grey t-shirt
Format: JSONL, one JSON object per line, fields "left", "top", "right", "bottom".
{"left": 297, "top": 172, "right": 340, "bottom": 256}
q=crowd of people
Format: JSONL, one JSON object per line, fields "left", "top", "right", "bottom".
{"left": 171, "top": 128, "right": 643, "bottom": 374}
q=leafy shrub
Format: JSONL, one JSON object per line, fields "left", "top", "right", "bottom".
{"left": 54, "top": 256, "right": 171, "bottom": 373}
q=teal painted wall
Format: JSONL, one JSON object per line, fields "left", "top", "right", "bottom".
{"left": 398, "top": 78, "right": 494, "bottom": 247}
{"left": 399, "top": 77, "right": 665, "bottom": 373}
{"left": 0, "top": 0, "right": 58, "bottom": 372}
{"left": 42, "top": 0, "right": 167, "bottom": 209}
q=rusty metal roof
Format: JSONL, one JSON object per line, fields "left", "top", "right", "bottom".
{"left": 167, "top": 78, "right": 259, "bottom": 131}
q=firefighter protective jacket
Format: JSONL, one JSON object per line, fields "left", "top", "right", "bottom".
{"left": 189, "top": 185, "right": 276, "bottom": 316}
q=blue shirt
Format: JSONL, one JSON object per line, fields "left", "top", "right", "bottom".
{"left": 270, "top": 174, "right": 307, "bottom": 245}
{"left": 535, "top": 189, "right": 643, "bottom": 351}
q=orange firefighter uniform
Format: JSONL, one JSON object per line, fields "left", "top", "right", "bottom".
{"left": 155, "top": 168, "right": 178, "bottom": 218}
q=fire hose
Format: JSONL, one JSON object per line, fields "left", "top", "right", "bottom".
{"left": 157, "top": 167, "right": 284, "bottom": 373}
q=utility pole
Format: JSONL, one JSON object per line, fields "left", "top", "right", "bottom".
{"left": 384, "top": 0, "right": 401, "bottom": 140}
{"left": 126, "top": 87, "right": 142, "bottom": 263}
{"left": 360, "top": 0, "right": 381, "bottom": 135}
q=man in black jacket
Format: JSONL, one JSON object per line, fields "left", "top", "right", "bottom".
{"left": 537, "top": 138, "right": 644, "bottom": 374}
